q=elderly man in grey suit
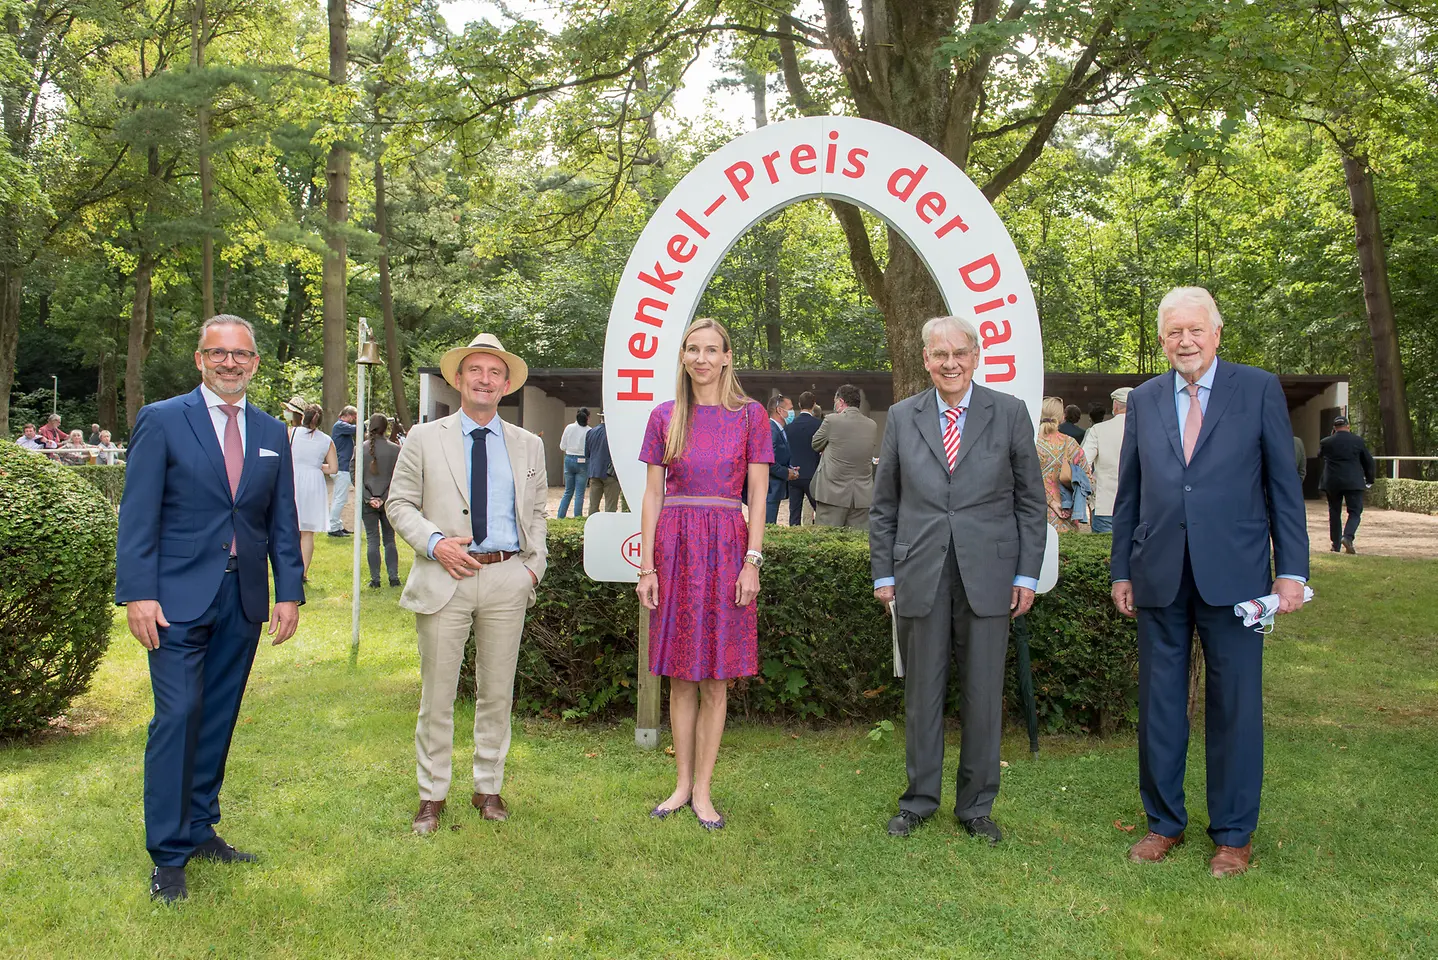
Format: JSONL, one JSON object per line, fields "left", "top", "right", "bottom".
{"left": 870, "top": 315, "right": 1047, "bottom": 844}
{"left": 811, "top": 383, "right": 879, "bottom": 529}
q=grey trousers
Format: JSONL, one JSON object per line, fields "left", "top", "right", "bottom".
{"left": 587, "top": 476, "right": 623, "bottom": 513}
{"left": 815, "top": 502, "right": 869, "bottom": 531}
{"left": 898, "top": 549, "right": 1009, "bottom": 820}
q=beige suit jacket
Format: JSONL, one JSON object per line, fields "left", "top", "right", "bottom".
{"left": 386, "top": 412, "right": 548, "bottom": 615}
{"left": 1081, "top": 412, "right": 1126, "bottom": 517}
{"left": 810, "top": 407, "right": 879, "bottom": 508}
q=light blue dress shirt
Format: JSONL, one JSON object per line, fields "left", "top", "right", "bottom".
{"left": 875, "top": 384, "right": 1038, "bottom": 593}
{"left": 427, "top": 410, "right": 520, "bottom": 558}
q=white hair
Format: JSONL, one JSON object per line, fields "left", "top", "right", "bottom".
{"left": 1156, "top": 287, "right": 1223, "bottom": 336}
{"left": 921, "top": 315, "right": 980, "bottom": 352}
{"left": 197, "top": 313, "right": 258, "bottom": 350}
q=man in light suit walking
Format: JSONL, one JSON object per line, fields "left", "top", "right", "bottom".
{"left": 116, "top": 314, "right": 303, "bottom": 903}
{"left": 870, "top": 316, "right": 1047, "bottom": 844}
{"left": 811, "top": 383, "right": 878, "bottom": 530}
{"left": 1112, "top": 286, "right": 1309, "bottom": 877}
{"left": 1081, "top": 386, "right": 1131, "bottom": 534}
{"left": 387, "top": 333, "right": 549, "bottom": 834}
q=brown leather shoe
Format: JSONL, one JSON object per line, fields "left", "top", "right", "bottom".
{"left": 1210, "top": 843, "right": 1253, "bottom": 877}
{"left": 472, "top": 792, "right": 509, "bottom": 822}
{"left": 411, "top": 799, "right": 445, "bottom": 835}
{"left": 1128, "top": 831, "right": 1184, "bottom": 863}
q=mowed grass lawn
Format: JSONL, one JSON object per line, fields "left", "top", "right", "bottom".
{"left": 2, "top": 537, "right": 1437, "bottom": 959}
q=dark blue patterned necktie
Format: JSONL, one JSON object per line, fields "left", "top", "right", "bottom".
{"left": 470, "top": 427, "right": 489, "bottom": 546}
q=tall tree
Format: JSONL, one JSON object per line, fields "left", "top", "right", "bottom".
{"left": 321, "top": 0, "right": 350, "bottom": 426}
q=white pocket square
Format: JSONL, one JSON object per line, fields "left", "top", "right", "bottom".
{"left": 259, "top": 447, "right": 280, "bottom": 458}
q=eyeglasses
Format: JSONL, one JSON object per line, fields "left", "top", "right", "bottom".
{"left": 201, "top": 348, "right": 258, "bottom": 363}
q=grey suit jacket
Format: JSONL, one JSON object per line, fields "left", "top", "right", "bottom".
{"left": 810, "top": 407, "right": 879, "bottom": 508}
{"left": 870, "top": 384, "right": 1047, "bottom": 619}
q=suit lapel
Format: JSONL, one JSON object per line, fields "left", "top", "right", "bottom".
{"left": 501, "top": 420, "right": 527, "bottom": 538}
{"left": 1156, "top": 370, "right": 1186, "bottom": 465}
{"left": 441, "top": 414, "right": 470, "bottom": 507}
{"left": 183, "top": 388, "right": 231, "bottom": 495}
{"left": 913, "top": 390, "right": 949, "bottom": 474}
{"left": 1190, "top": 359, "right": 1236, "bottom": 464}
{"left": 950, "top": 387, "right": 992, "bottom": 475}
{"left": 232, "top": 403, "right": 263, "bottom": 503}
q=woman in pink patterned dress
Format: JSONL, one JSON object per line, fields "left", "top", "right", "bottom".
{"left": 636, "top": 318, "right": 773, "bottom": 830}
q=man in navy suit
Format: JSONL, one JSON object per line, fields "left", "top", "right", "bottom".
{"left": 1111, "top": 287, "right": 1309, "bottom": 878}
{"left": 116, "top": 314, "right": 304, "bottom": 903}
{"left": 766, "top": 394, "right": 798, "bottom": 523}
{"left": 784, "top": 391, "right": 822, "bottom": 525}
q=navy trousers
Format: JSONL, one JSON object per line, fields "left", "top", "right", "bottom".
{"left": 144, "top": 570, "right": 261, "bottom": 866}
{"left": 1136, "top": 549, "right": 1264, "bottom": 847}
{"left": 787, "top": 478, "right": 816, "bottom": 526}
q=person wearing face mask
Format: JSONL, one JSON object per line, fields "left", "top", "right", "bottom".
{"left": 810, "top": 384, "right": 879, "bottom": 530}
{"left": 783, "top": 391, "right": 822, "bottom": 525}
{"left": 765, "top": 394, "right": 799, "bottom": 523}
{"left": 635, "top": 318, "right": 773, "bottom": 831}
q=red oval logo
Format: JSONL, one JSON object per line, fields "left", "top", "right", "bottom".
{"left": 621, "top": 533, "right": 643, "bottom": 568}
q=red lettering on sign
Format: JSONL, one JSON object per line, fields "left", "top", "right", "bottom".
{"left": 959, "top": 254, "right": 1000, "bottom": 293}
{"left": 617, "top": 369, "right": 655, "bottom": 401}
{"left": 916, "top": 191, "right": 946, "bottom": 224}
{"left": 979, "top": 319, "right": 1011, "bottom": 347}
{"left": 725, "top": 161, "right": 755, "bottom": 200}
{"left": 638, "top": 262, "right": 683, "bottom": 296}
{"left": 825, "top": 129, "right": 840, "bottom": 173}
{"left": 983, "top": 355, "right": 1016, "bottom": 383}
{"left": 791, "top": 143, "right": 817, "bottom": 175}
{"left": 635, "top": 298, "right": 668, "bottom": 328}
{"left": 935, "top": 213, "right": 969, "bottom": 238}
{"left": 704, "top": 195, "right": 727, "bottom": 216}
{"left": 629, "top": 332, "right": 659, "bottom": 359}
{"left": 667, "top": 234, "right": 697, "bottom": 263}
{"left": 622, "top": 533, "right": 642, "bottom": 568}
{"left": 676, "top": 208, "right": 710, "bottom": 239}
{"left": 888, "top": 164, "right": 927, "bottom": 202}
{"left": 761, "top": 150, "right": 782, "bottom": 184}
{"left": 842, "top": 148, "right": 867, "bottom": 179}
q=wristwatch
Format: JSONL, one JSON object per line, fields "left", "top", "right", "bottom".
{"left": 743, "top": 550, "right": 764, "bottom": 569}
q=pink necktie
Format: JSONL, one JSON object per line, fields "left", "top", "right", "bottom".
{"left": 1182, "top": 383, "right": 1202, "bottom": 464}
{"left": 220, "top": 404, "right": 242, "bottom": 556}
{"left": 943, "top": 407, "right": 963, "bottom": 471}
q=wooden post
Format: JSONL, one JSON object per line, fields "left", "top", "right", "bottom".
{"left": 636, "top": 611, "right": 660, "bottom": 748}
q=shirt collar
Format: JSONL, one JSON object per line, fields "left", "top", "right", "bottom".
{"left": 935, "top": 383, "right": 974, "bottom": 414}
{"left": 200, "top": 383, "right": 246, "bottom": 411}
{"left": 459, "top": 408, "right": 502, "bottom": 435}
{"left": 1175, "top": 359, "right": 1218, "bottom": 395}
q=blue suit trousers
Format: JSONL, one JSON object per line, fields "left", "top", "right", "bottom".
{"left": 144, "top": 570, "right": 261, "bottom": 866}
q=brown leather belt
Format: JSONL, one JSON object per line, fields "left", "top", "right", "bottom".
{"left": 472, "top": 550, "right": 517, "bottom": 565}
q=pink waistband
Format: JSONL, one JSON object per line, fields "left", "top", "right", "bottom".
{"left": 664, "top": 495, "right": 742, "bottom": 509}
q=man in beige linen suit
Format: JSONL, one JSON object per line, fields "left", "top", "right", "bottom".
{"left": 811, "top": 383, "right": 879, "bottom": 530}
{"left": 386, "top": 333, "right": 548, "bottom": 834}
{"left": 1081, "top": 386, "right": 1130, "bottom": 535}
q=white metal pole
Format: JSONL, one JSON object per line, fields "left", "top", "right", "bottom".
{"left": 350, "top": 338, "right": 367, "bottom": 663}
{"left": 51, "top": 376, "right": 57, "bottom": 416}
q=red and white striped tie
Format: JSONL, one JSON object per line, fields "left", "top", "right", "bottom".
{"left": 943, "top": 407, "right": 963, "bottom": 471}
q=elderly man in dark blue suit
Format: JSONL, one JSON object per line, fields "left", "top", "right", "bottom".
{"left": 116, "top": 314, "right": 304, "bottom": 903}
{"left": 1111, "top": 287, "right": 1309, "bottom": 878}
{"left": 765, "top": 394, "right": 799, "bottom": 523}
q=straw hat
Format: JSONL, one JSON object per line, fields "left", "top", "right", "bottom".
{"left": 283, "top": 395, "right": 309, "bottom": 417}
{"left": 1110, "top": 386, "right": 1133, "bottom": 404}
{"left": 439, "top": 333, "right": 527, "bottom": 395}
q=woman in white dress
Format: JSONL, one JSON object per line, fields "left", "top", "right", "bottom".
{"left": 289, "top": 403, "right": 338, "bottom": 579}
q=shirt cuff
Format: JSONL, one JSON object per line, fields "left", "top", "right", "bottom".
{"left": 1276, "top": 574, "right": 1307, "bottom": 584}
{"left": 426, "top": 532, "right": 444, "bottom": 560}
{"left": 873, "top": 577, "right": 895, "bottom": 589}
{"left": 1012, "top": 576, "right": 1038, "bottom": 591}
{"left": 1111, "top": 579, "right": 1130, "bottom": 584}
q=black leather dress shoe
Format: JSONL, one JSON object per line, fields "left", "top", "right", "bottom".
{"left": 961, "top": 815, "right": 1002, "bottom": 845}
{"left": 887, "top": 810, "right": 928, "bottom": 837}
{"left": 150, "top": 866, "right": 188, "bottom": 903}
{"left": 189, "top": 835, "right": 258, "bottom": 864}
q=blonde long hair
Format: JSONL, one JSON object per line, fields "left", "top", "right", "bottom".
{"left": 1039, "top": 396, "right": 1064, "bottom": 436}
{"left": 663, "top": 318, "right": 751, "bottom": 464}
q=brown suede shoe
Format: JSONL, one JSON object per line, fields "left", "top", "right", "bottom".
{"left": 1128, "top": 831, "right": 1184, "bottom": 863}
{"left": 1210, "top": 843, "right": 1253, "bottom": 877}
{"left": 411, "top": 799, "right": 445, "bottom": 835}
{"left": 472, "top": 792, "right": 509, "bottom": 822}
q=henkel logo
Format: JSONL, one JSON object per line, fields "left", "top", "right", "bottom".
{"left": 621, "top": 533, "right": 642, "bottom": 568}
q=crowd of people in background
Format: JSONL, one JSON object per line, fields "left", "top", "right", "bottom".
{"left": 13, "top": 414, "right": 125, "bottom": 464}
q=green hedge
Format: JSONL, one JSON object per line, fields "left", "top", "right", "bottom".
{"left": 1369, "top": 477, "right": 1438, "bottom": 515}
{"left": 0, "top": 444, "right": 118, "bottom": 738}
{"left": 68, "top": 464, "right": 126, "bottom": 508}
{"left": 481, "top": 522, "right": 1137, "bottom": 735}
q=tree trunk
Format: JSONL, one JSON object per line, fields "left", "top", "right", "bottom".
{"left": 373, "top": 153, "right": 411, "bottom": 428}
{"left": 0, "top": 258, "right": 20, "bottom": 436}
{"left": 98, "top": 346, "right": 118, "bottom": 432}
{"left": 322, "top": 0, "right": 350, "bottom": 427}
{"left": 124, "top": 253, "right": 156, "bottom": 428}
{"left": 192, "top": 0, "right": 215, "bottom": 318}
{"left": 1340, "top": 151, "right": 1414, "bottom": 463}
{"left": 882, "top": 236, "right": 946, "bottom": 400}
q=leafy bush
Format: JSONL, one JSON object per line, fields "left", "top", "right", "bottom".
{"left": 463, "top": 522, "right": 1136, "bottom": 735}
{"left": 0, "top": 443, "right": 118, "bottom": 738}
{"left": 68, "top": 464, "right": 126, "bottom": 508}
{"left": 1369, "top": 478, "right": 1438, "bottom": 515}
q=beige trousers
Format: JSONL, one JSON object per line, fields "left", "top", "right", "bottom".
{"left": 414, "top": 556, "right": 530, "bottom": 801}
{"left": 815, "top": 502, "right": 870, "bottom": 531}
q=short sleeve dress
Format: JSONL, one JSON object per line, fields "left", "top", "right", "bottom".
{"left": 640, "top": 400, "right": 774, "bottom": 681}
{"left": 289, "top": 427, "right": 332, "bottom": 532}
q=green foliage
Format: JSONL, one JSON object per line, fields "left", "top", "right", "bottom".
{"left": 67, "top": 464, "right": 126, "bottom": 508}
{"left": 1368, "top": 478, "right": 1438, "bottom": 515}
{"left": 463, "top": 522, "right": 1135, "bottom": 734}
{"left": 0, "top": 444, "right": 118, "bottom": 739}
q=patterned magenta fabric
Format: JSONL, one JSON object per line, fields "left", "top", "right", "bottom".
{"left": 639, "top": 400, "right": 774, "bottom": 680}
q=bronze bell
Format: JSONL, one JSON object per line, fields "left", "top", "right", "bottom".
{"left": 356, "top": 340, "right": 383, "bottom": 365}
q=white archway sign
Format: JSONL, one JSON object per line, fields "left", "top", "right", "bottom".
{"left": 583, "top": 116, "right": 1058, "bottom": 592}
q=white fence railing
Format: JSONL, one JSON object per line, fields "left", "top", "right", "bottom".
{"left": 1373, "top": 456, "right": 1438, "bottom": 480}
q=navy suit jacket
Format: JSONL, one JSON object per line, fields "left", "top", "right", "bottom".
{"left": 784, "top": 412, "right": 822, "bottom": 480}
{"left": 116, "top": 386, "right": 305, "bottom": 624}
{"left": 1111, "top": 359, "right": 1309, "bottom": 608}
{"left": 768, "top": 419, "right": 792, "bottom": 502}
